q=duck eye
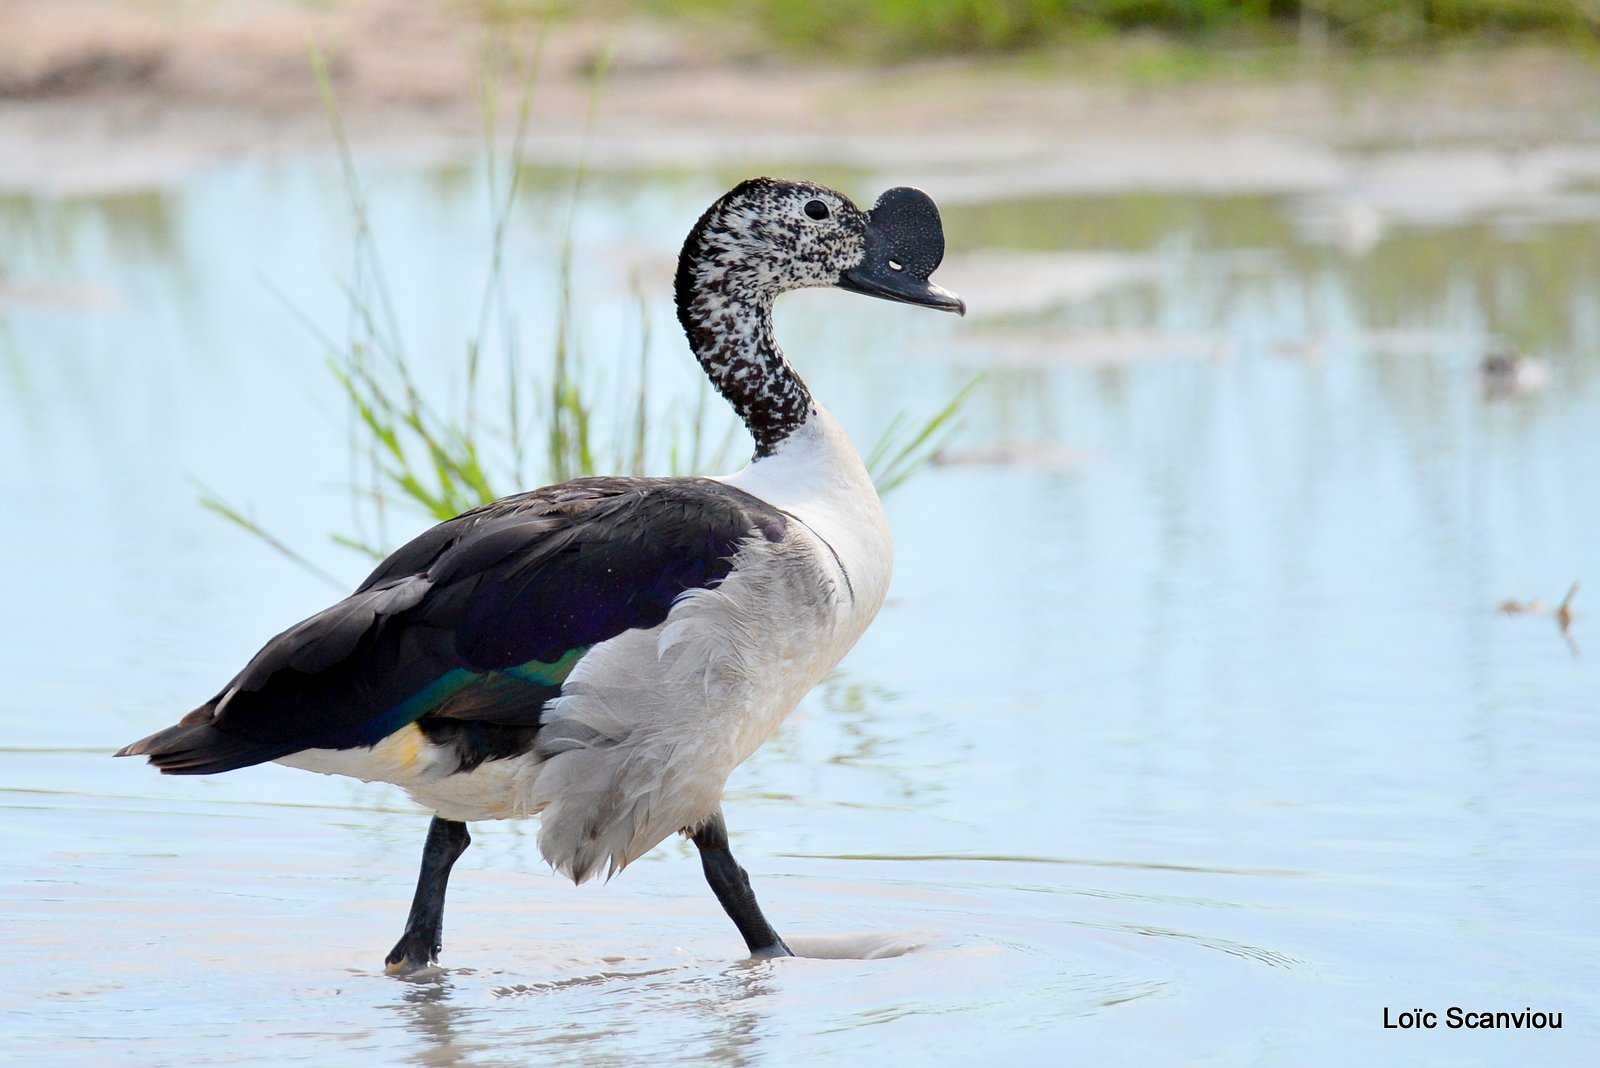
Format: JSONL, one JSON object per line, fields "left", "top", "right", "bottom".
{"left": 804, "top": 199, "right": 829, "bottom": 221}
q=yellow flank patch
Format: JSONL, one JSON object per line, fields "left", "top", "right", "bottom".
{"left": 373, "top": 723, "right": 425, "bottom": 774}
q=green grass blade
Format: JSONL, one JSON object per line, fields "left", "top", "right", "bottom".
{"left": 193, "top": 479, "right": 347, "bottom": 589}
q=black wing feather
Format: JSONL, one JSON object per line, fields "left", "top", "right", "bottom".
{"left": 118, "top": 477, "right": 787, "bottom": 774}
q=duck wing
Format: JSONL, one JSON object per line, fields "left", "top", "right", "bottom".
{"left": 117, "top": 477, "right": 787, "bottom": 774}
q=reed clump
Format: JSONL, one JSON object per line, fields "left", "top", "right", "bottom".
{"left": 204, "top": 41, "right": 970, "bottom": 574}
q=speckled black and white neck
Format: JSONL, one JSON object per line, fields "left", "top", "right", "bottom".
{"left": 675, "top": 178, "right": 870, "bottom": 459}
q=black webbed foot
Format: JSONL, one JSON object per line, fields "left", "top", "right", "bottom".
{"left": 385, "top": 816, "right": 471, "bottom": 975}
{"left": 689, "top": 808, "right": 793, "bottom": 958}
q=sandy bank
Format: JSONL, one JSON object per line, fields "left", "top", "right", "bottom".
{"left": 6, "top": 0, "right": 1600, "bottom": 202}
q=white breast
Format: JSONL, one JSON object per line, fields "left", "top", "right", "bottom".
{"left": 520, "top": 406, "right": 891, "bottom": 882}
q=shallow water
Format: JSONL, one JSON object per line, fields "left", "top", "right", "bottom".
{"left": 1, "top": 158, "right": 1597, "bottom": 1066}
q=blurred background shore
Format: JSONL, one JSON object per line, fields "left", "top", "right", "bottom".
{"left": 8, "top": 0, "right": 1600, "bottom": 194}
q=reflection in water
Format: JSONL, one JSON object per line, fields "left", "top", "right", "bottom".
{"left": 390, "top": 974, "right": 476, "bottom": 1068}
{"left": 947, "top": 188, "right": 1600, "bottom": 394}
{"left": 488, "top": 959, "right": 779, "bottom": 1068}
{"left": 0, "top": 188, "right": 184, "bottom": 270}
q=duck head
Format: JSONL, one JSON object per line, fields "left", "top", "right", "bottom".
{"left": 675, "top": 177, "right": 966, "bottom": 316}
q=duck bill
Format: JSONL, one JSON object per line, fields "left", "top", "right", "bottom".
{"left": 839, "top": 186, "right": 966, "bottom": 316}
{"left": 840, "top": 266, "right": 966, "bottom": 315}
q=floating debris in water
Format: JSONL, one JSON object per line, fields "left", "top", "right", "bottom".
{"left": 965, "top": 328, "right": 1230, "bottom": 366}
{"left": 1267, "top": 338, "right": 1324, "bottom": 362}
{"left": 1498, "top": 582, "right": 1579, "bottom": 656}
{"left": 934, "top": 441, "right": 1090, "bottom": 469}
{"left": 0, "top": 280, "right": 116, "bottom": 309}
{"left": 1480, "top": 351, "right": 1550, "bottom": 399}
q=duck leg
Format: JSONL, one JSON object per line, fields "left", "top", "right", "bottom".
{"left": 384, "top": 816, "right": 472, "bottom": 975}
{"left": 689, "top": 808, "right": 793, "bottom": 958}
